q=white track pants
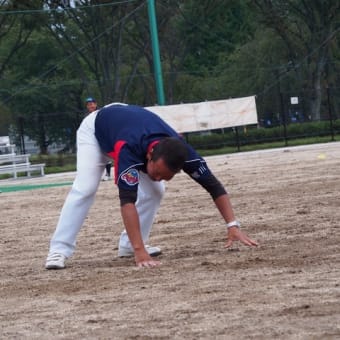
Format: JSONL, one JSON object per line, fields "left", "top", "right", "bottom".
{"left": 48, "top": 112, "right": 165, "bottom": 258}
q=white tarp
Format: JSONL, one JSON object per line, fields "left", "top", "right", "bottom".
{"left": 146, "top": 95, "right": 258, "bottom": 133}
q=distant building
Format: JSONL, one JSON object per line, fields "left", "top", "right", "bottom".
{"left": 3, "top": 135, "right": 66, "bottom": 155}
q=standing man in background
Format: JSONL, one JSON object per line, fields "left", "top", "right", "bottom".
{"left": 85, "top": 97, "right": 112, "bottom": 181}
{"left": 85, "top": 97, "right": 98, "bottom": 115}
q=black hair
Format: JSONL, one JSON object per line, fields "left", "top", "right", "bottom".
{"left": 151, "top": 137, "right": 188, "bottom": 173}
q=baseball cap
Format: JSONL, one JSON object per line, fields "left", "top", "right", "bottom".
{"left": 85, "top": 97, "right": 96, "bottom": 103}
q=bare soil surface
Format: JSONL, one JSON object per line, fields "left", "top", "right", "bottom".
{"left": 1, "top": 142, "right": 340, "bottom": 339}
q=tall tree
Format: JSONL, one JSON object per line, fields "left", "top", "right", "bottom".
{"left": 0, "top": 0, "right": 43, "bottom": 79}
{"left": 5, "top": 28, "right": 83, "bottom": 154}
{"left": 152, "top": 0, "right": 250, "bottom": 104}
{"left": 178, "top": 0, "right": 254, "bottom": 73}
{"left": 43, "top": 0, "right": 156, "bottom": 105}
{"left": 0, "top": 1, "right": 48, "bottom": 140}
{"left": 252, "top": 0, "right": 340, "bottom": 120}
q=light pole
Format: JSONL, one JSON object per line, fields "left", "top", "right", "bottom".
{"left": 147, "top": 0, "right": 165, "bottom": 105}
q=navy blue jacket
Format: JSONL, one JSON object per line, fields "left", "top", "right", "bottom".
{"left": 95, "top": 104, "right": 226, "bottom": 202}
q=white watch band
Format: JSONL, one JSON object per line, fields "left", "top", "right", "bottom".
{"left": 226, "top": 220, "right": 240, "bottom": 228}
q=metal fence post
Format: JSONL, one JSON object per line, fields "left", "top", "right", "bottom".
{"left": 326, "top": 86, "right": 335, "bottom": 141}
{"left": 280, "top": 92, "right": 288, "bottom": 146}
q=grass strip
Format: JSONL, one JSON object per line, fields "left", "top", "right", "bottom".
{"left": 0, "top": 182, "right": 73, "bottom": 193}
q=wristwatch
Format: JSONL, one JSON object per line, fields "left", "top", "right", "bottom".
{"left": 226, "top": 220, "right": 241, "bottom": 228}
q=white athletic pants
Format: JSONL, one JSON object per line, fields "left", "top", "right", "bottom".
{"left": 48, "top": 112, "right": 165, "bottom": 258}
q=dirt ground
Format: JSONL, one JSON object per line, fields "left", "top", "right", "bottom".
{"left": 1, "top": 142, "right": 340, "bottom": 339}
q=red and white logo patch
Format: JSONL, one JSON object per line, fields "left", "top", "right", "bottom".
{"left": 120, "top": 168, "right": 139, "bottom": 186}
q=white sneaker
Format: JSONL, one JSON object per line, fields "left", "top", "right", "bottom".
{"left": 118, "top": 245, "right": 162, "bottom": 258}
{"left": 101, "top": 175, "right": 110, "bottom": 181}
{"left": 45, "top": 253, "right": 67, "bottom": 269}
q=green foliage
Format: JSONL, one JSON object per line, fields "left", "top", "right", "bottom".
{"left": 179, "top": 0, "right": 254, "bottom": 72}
{"left": 0, "top": 0, "right": 339, "bottom": 153}
{"left": 30, "top": 153, "right": 76, "bottom": 168}
{"left": 3, "top": 27, "right": 85, "bottom": 153}
{"left": 0, "top": 106, "right": 13, "bottom": 135}
{"left": 187, "top": 120, "right": 340, "bottom": 150}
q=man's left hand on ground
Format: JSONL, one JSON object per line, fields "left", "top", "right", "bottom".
{"left": 225, "top": 226, "right": 258, "bottom": 248}
{"left": 134, "top": 249, "right": 161, "bottom": 268}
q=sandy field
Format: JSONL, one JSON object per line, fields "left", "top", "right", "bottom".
{"left": 1, "top": 142, "right": 340, "bottom": 339}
